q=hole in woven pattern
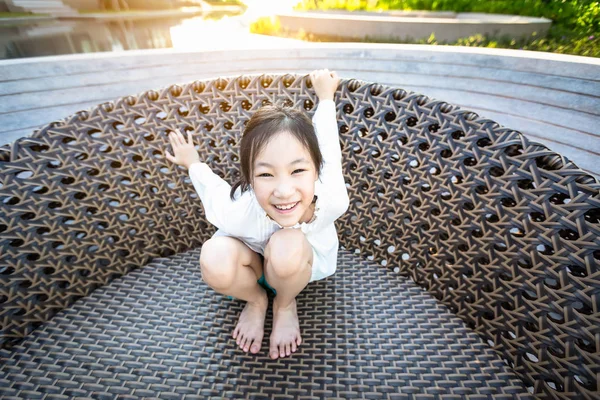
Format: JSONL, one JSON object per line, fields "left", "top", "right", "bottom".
{"left": 28, "top": 143, "right": 49, "bottom": 153}
{"left": 528, "top": 211, "right": 545, "bottom": 222}
{"left": 89, "top": 128, "right": 104, "bottom": 137}
{"left": 3, "top": 196, "right": 20, "bottom": 205}
{"left": 501, "top": 197, "right": 516, "bottom": 207}
{"left": 441, "top": 191, "right": 451, "bottom": 200}
{"left": 537, "top": 243, "right": 554, "bottom": 255}
{"left": 575, "top": 337, "right": 596, "bottom": 353}
{"left": 199, "top": 104, "right": 210, "bottom": 114}
{"left": 428, "top": 123, "right": 440, "bottom": 133}
{"left": 510, "top": 226, "right": 525, "bottom": 237}
{"left": 573, "top": 299, "right": 593, "bottom": 315}
{"left": 178, "top": 106, "right": 189, "bottom": 117}
{"left": 440, "top": 148, "right": 452, "bottom": 158}
{"left": 363, "top": 107, "right": 374, "bottom": 118}
{"left": 261, "top": 76, "right": 273, "bottom": 88}
{"left": 559, "top": 228, "right": 579, "bottom": 241}
{"left": 241, "top": 100, "right": 252, "bottom": 111}
{"left": 303, "top": 99, "right": 313, "bottom": 111}
{"left": 418, "top": 142, "right": 429, "bottom": 151}
{"left": 99, "top": 144, "right": 111, "bottom": 154}
{"left": 544, "top": 276, "right": 560, "bottom": 289}
{"left": 544, "top": 378, "right": 564, "bottom": 392}
{"left": 504, "top": 143, "right": 523, "bottom": 156}
{"left": 450, "top": 174, "right": 463, "bottom": 184}
{"left": 219, "top": 101, "right": 231, "bottom": 112}
{"left": 224, "top": 121, "right": 233, "bottom": 130}
{"left": 340, "top": 125, "right": 349, "bottom": 134}
{"left": 143, "top": 132, "right": 154, "bottom": 142}
{"left": 170, "top": 85, "right": 183, "bottom": 97}
{"left": 584, "top": 208, "right": 600, "bottom": 224}
{"left": 574, "top": 373, "right": 595, "bottom": 391}
{"left": 452, "top": 130, "right": 465, "bottom": 140}
{"left": 343, "top": 103, "right": 353, "bottom": 114}
{"left": 477, "top": 137, "right": 493, "bottom": 148}
{"left": 135, "top": 116, "right": 146, "bottom": 124}
{"left": 517, "top": 257, "right": 533, "bottom": 269}
{"left": 192, "top": 81, "right": 205, "bottom": 93}
{"left": 518, "top": 179, "right": 535, "bottom": 190}
{"left": 494, "top": 242, "right": 507, "bottom": 252}
{"left": 566, "top": 264, "right": 587, "bottom": 277}
{"left": 475, "top": 185, "right": 489, "bottom": 194}
{"left": 377, "top": 132, "right": 388, "bottom": 142}
{"left": 62, "top": 137, "right": 76, "bottom": 145}
{"left": 283, "top": 75, "right": 294, "bottom": 87}
{"left": 549, "top": 192, "right": 570, "bottom": 205}
{"left": 386, "top": 112, "right": 398, "bottom": 123}
{"left": 463, "top": 157, "right": 476, "bottom": 167}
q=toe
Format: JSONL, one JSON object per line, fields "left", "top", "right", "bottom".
{"left": 291, "top": 340, "right": 297, "bottom": 353}
{"left": 285, "top": 343, "right": 291, "bottom": 356}
{"left": 279, "top": 345, "right": 285, "bottom": 358}
{"left": 251, "top": 340, "right": 260, "bottom": 354}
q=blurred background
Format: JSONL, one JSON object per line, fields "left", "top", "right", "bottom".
{"left": 0, "top": 0, "right": 597, "bottom": 59}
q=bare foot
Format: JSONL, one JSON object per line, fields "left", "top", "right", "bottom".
{"left": 232, "top": 288, "right": 268, "bottom": 354}
{"left": 269, "top": 297, "right": 301, "bottom": 359}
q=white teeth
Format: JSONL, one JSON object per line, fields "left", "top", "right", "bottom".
{"left": 275, "top": 202, "right": 297, "bottom": 210}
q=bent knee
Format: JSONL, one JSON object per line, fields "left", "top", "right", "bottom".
{"left": 265, "top": 229, "right": 308, "bottom": 276}
{"left": 199, "top": 237, "right": 237, "bottom": 288}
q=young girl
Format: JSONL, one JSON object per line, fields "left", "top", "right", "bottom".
{"left": 165, "top": 69, "right": 350, "bottom": 360}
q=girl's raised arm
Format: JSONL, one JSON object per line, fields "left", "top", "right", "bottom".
{"left": 165, "top": 129, "right": 255, "bottom": 235}
{"left": 309, "top": 69, "right": 350, "bottom": 226}
{"left": 188, "top": 161, "right": 256, "bottom": 236}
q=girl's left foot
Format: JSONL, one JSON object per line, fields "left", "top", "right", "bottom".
{"left": 269, "top": 297, "right": 301, "bottom": 359}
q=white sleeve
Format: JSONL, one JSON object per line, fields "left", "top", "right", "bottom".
{"left": 187, "top": 162, "right": 254, "bottom": 236}
{"left": 311, "top": 100, "right": 350, "bottom": 226}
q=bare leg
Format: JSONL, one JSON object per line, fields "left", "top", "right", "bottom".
{"left": 200, "top": 237, "right": 268, "bottom": 354}
{"left": 263, "top": 229, "right": 313, "bottom": 359}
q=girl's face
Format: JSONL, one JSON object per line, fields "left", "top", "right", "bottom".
{"left": 252, "top": 131, "right": 319, "bottom": 228}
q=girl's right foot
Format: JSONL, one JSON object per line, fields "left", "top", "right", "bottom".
{"left": 232, "top": 288, "right": 269, "bottom": 354}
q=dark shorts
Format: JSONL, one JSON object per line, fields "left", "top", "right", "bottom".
{"left": 227, "top": 253, "right": 277, "bottom": 300}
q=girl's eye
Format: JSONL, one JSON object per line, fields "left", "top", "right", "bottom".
{"left": 257, "top": 169, "right": 304, "bottom": 178}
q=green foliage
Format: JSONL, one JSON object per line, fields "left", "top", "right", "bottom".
{"left": 290, "top": 0, "right": 599, "bottom": 57}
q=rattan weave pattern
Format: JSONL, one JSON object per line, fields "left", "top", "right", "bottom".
{"left": 1, "top": 73, "right": 599, "bottom": 398}
{"left": 0, "top": 246, "right": 534, "bottom": 399}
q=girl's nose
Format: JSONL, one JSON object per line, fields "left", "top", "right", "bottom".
{"left": 274, "top": 182, "right": 295, "bottom": 198}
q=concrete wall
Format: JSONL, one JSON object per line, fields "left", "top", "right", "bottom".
{"left": 0, "top": 43, "right": 598, "bottom": 180}
{"left": 277, "top": 11, "right": 552, "bottom": 42}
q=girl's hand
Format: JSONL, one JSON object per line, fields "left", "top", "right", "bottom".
{"left": 165, "top": 128, "right": 201, "bottom": 170}
{"left": 310, "top": 69, "right": 339, "bottom": 101}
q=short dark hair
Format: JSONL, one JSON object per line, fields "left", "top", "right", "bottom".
{"left": 230, "top": 102, "right": 324, "bottom": 201}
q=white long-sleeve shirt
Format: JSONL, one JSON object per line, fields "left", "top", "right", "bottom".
{"left": 188, "top": 99, "right": 350, "bottom": 283}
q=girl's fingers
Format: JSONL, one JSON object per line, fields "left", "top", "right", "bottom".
{"left": 187, "top": 130, "right": 193, "bottom": 144}
{"left": 175, "top": 129, "right": 184, "bottom": 145}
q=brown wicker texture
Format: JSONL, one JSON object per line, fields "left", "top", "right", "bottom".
{"left": 0, "top": 73, "right": 599, "bottom": 399}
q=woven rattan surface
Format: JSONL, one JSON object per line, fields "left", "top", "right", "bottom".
{"left": 1, "top": 73, "right": 599, "bottom": 398}
{"left": 0, "top": 246, "right": 534, "bottom": 399}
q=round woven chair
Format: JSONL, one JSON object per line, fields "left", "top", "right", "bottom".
{"left": 1, "top": 73, "right": 598, "bottom": 399}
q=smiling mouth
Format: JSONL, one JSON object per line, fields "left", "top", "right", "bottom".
{"left": 273, "top": 201, "right": 299, "bottom": 212}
